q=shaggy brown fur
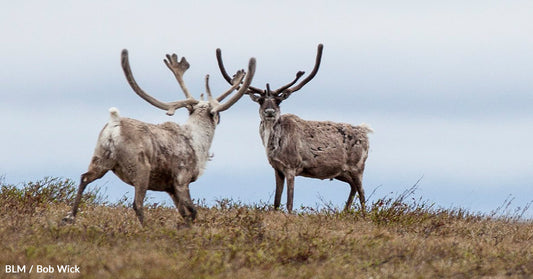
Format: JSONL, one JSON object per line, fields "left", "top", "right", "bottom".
{"left": 216, "top": 44, "right": 372, "bottom": 212}
{"left": 63, "top": 50, "right": 256, "bottom": 226}
{"left": 261, "top": 112, "right": 372, "bottom": 212}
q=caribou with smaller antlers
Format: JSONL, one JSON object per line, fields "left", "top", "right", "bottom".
{"left": 63, "top": 50, "right": 256, "bottom": 225}
{"left": 216, "top": 44, "right": 372, "bottom": 213}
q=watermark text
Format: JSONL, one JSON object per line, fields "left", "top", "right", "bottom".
{"left": 5, "top": 265, "right": 80, "bottom": 274}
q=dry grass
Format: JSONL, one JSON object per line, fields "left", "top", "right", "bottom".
{"left": 1, "top": 177, "right": 532, "bottom": 278}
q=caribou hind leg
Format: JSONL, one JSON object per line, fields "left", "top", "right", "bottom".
{"left": 338, "top": 174, "right": 365, "bottom": 213}
{"left": 62, "top": 161, "right": 110, "bottom": 224}
{"left": 355, "top": 175, "right": 366, "bottom": 212}
{"left": 348, "top": 174, "right": 366, "bottom": 213}
{"left": 345, "top": 182, "right": 357, "bottom": 212}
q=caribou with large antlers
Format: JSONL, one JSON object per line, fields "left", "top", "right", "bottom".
{"left": 63, "top": 50, "right": 256, "bottom": 226}
{"left": 216, "top": 44, "right": 372, "bottom": 213}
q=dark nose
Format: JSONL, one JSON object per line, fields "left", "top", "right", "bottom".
{"left": 264, "top": 108, "right": 276, "bottom": 117}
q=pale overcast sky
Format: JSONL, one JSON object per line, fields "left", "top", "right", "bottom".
{"left": 1, "top": 1, "right": 532, "bottom": 215}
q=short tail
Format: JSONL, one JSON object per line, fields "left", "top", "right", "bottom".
{"left": 109, "top": 107, "right": 120, "bottom": 123}
{"left": 359, "top": 123, "right": 374, "bottom": 134}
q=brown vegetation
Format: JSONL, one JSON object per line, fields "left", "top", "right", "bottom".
{"left": 1, "top": 178, "right": 532, "bottom": 278}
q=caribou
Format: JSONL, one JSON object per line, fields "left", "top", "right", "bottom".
{"left": 216, "top": 44, "right": 372, "bottom": 213}
{"left": 63, "top": 49, "right": 256, "bottom": 225}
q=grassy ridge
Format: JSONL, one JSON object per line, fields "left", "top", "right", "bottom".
{"left": 1, "top": 178, "right": 532, "bottom": 278}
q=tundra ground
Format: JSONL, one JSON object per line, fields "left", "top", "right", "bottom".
{"left": 1, "top": 178, "right": 532, "bottom": 278}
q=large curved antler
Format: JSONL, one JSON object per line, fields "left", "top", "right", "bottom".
{"left": 216, "top": 48, "right": 264, "bottom": 94}
{"left": 163, "top": 53, "right": 194, "bottom": 99}
{"left": 273, "top": 71, "right": 305, "bottom": 95}
{"left": 274, "top": 43, "right": 323, "bottom": 99}
{"left": 215, "top": 71, "right": 245, "bottom": 102}
{"left": 205, "top": 72, "right": 244, "bottom": 110}
{"left": 121, "top": 49, "right": 198, "bottom": 116}
{"left": 210, "top": 57, "right": 256, "bottom": 113}
{"left": 215, "top": 44, "right": 323, "bottom": 102}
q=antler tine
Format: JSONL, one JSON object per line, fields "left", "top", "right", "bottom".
{"left": 205, "top": 74, "right": 219, "bottom": 108}
{"left": 278, "top": 43, "right": 324, "bottom": 99}
{"left": 205, "top": 74, "right": 213, "bottom": 101}
{"left": 216, "top": 70, "right": 245, "bottom": 102}
{"left": 212, "top": 57, "right": 256, "bottom": 113}
{"left": 164, "top": 53, "right": 194, "bottom": 99}
{"left": 272, "top": 71, "right": 305, "bottom": 96}
{"left": 215, "top": 49, "right": 233, "bottom": 84}
{"left": 216, "top": 48, "right": 264, "bottom": 94}
{"left": 121, "top": 49, "right": 198, "bottom": 116}
{"left": 265, "top": 83, "right": 273, "bottom": 98}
